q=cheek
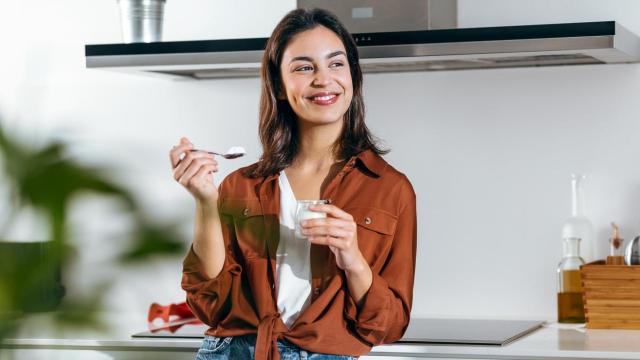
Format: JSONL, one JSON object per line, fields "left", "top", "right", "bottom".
{"left": 283, "top": 79, "right": 305, "bottom": 103}
{"left": 340, "top": 73, "right": 354, "bottom": 97}
{"left": 342, "top": 79, "right": 354, "bottom": 104}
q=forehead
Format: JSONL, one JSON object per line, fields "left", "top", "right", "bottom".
{"left": 282, "top": 26, "right": 346, "bottom": 61}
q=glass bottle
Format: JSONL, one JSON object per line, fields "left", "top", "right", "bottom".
{"left": 561, "top": 174, "right": 594, "bottom": 262}
{"left": 557, "top": 237, "right": 586, "bottom": 323}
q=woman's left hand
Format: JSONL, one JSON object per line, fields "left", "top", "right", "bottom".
{"left": 300, "top": 204, "right": 366, "bottom": 272}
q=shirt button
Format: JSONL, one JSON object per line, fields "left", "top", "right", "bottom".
{"left": 313, "top": 287, "right": 320, "bottom": 295}
{"left": 364, "top": 217, "right": 372, "bottom": 225}
{"left": 242, "top": 208, "right": 250, "bottom": 217}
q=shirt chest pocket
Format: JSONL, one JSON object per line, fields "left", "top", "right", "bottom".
{"left": 346, "top": 207, "right": 398, "bottom": 265}
{"left": 220, "top": 198, "right": 266, "bottom": 259}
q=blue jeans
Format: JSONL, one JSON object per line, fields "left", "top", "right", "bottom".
{"left": 195, "top": 334, "right": 357, "bottom": 360}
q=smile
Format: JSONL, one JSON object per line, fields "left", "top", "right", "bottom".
{"left": 308, "top": 94, "right": 339, "bottom": 105}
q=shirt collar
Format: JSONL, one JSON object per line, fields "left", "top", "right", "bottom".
{"left": 260, "top": 148, "right": 386, "bottom": 186}
{"left": 348, "top": 149, "right": 386, "bottom": 177}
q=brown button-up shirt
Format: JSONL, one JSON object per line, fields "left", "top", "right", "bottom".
{"left": 182, "top": 149, "right": 417, "bottom": 359}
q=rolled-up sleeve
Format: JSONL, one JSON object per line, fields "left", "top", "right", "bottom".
{"left": 344, "top": 180, "right": 417, "bottom": 345}
{"left": 181, "top": 180, "right": 243, "bottom": 327}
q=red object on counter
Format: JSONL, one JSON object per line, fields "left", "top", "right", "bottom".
{"left": 148, "top": 302, "right": 202, "bottom": 333}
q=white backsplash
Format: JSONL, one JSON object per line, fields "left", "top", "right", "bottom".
{"left": 2, "top": 0, "right": 640, "bottom": 322}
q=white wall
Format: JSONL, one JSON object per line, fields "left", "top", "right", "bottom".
{"left": 2, "top": 0, "right": 640, "bottom": 329}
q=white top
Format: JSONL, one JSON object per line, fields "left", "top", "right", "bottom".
{"left": 275, "top": 170, "right": 312, "bottom": 328}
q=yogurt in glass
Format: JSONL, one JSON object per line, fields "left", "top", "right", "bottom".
{"left": 295, "top": 200, "right": 328, "bottom": 238}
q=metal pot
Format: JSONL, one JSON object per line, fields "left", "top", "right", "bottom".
{"left": 117, "top": 0, "right": 166, "bottom": 43}
{"left": 625, "top": 236, "right": 640, "bottom": 265}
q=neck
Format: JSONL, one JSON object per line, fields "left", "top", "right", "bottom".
{"left": 293, "top": 119, "right": 343, "bottom": 171}
{"left": 571, "top": 174, "right": 585, "bottom": 217}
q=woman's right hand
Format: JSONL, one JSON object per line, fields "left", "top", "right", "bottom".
{"left": 170, "top": 137, "right": 219, "bottom": 205}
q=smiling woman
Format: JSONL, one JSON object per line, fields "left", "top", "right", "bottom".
{"left": 173, "top": 7, "right": 417, "bottom": 360}
{"left": 279, "top": 27, "right": 353, "bottom": 127}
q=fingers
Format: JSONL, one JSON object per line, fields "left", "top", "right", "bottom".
{"left": 300, "top": 206, "right": 356, "bottom": 250}
{"left": 301, "top": 217, "right": 355, "bottom": 250}
{"left": 301, "top": 216, "right": 355, "bottom": 231}
{"left": 308, "top": 204, "right": 353, "bottom": 221}
{"left": 175, "top": 154, "right": 218, "bottom": 186}
{"left": 173, "top": 151, "right": 213, "bottom": 180}
{"left": 184, "top": 163, "right": 219, "bottom": 188}
{"left": 302, "top": 225, "right": 350, "bottom": 239}
{"left": 194, "top": 163, "right": 219, "bottom": 177}
{"left": 169, "top": 137, "right": 194, "bottom": 169}
{"left": 307, "top": 235, "right": 342, "bottom": 248}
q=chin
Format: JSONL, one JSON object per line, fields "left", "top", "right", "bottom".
{"left": 302, "top": 114, "right": 345, "bottom": 126}
{"left": 300, "top": 107, "right": 349, "bottom": 124}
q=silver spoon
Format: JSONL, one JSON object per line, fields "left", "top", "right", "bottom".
{"left": 190, "top": 146, "right": 246, "bottom": 159}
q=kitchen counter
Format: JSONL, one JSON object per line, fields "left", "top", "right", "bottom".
{"left": 2, "top": 317, "right": 640, "bottom": 360}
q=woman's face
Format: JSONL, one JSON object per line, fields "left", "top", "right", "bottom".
{"left": 279, "top": 26, "right": 353, "bottom": 127}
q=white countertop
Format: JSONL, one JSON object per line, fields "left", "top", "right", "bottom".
{"left": 3, "top": 316, "right": 640, "bottom": 359}
{"left": 371, "top": 324, "right": 640, "bottom": 359}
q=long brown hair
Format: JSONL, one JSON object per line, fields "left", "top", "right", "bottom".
{"left": 245, "top": 8, "right": 388, "bottom": 178}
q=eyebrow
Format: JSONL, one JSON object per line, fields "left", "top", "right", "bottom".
{"left": 290, "top": 50, "right": 346, "bottom": 64}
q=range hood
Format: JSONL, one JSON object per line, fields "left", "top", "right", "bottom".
{"left": 85, "top": 21, "right": 640, "bottom": 79}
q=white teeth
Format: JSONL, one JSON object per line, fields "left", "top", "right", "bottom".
{"left": 312, "top": 94, "right": 336, "bottom": 101}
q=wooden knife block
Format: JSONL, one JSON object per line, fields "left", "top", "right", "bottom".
{"left": 581, "top": 260, "right": 640, "bottom": 329}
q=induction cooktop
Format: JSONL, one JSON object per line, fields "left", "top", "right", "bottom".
{"left": 397, "top": 318, "right": 546, "bottom": 346}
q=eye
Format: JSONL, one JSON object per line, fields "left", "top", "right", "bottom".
{"left": 330, "top": 62, "right": 344, "bottom": 68}
{"left": 295, "top": 65, "right": 313, "bottom": 72}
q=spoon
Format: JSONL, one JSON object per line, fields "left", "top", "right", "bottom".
{"left": 190, "top": 146, "right": 246, "bottom": 159}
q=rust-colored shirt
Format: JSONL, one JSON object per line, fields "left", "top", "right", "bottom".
{"left": 182, "top": 149, "right": 417, "bottom": 359}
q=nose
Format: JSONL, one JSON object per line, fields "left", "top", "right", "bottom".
{"left": 312, "top": 67, "right": 332, "bottom": 86}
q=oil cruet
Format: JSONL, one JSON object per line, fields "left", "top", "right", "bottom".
{"left": 557, "top": 237, "right": 586, "bottom": 323}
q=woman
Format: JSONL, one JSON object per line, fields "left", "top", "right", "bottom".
{"left": 170, "top": 8, "right": 416, "bottom": 360}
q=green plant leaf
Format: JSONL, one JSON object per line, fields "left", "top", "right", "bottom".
{"left": 120, "top": 219, "right": 186, "bottom": 262}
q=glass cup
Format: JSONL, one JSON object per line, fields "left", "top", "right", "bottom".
{"left": 295, "top": 200, "right": 329, "bottom": 238}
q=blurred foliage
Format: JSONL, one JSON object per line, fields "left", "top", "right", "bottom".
{"left": 0, "top": 123, "right": 186, "bottom": 342}
{"left": 120, "top": 219, "right": 186, "bottom": 262}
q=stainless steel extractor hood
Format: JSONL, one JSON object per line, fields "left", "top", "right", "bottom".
{"left": 85, "top": 20, "right": 640, "bottom": 79}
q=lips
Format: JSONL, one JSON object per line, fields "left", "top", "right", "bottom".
{"left": 307, "top": 92, "right": 340, "bottom": 106}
